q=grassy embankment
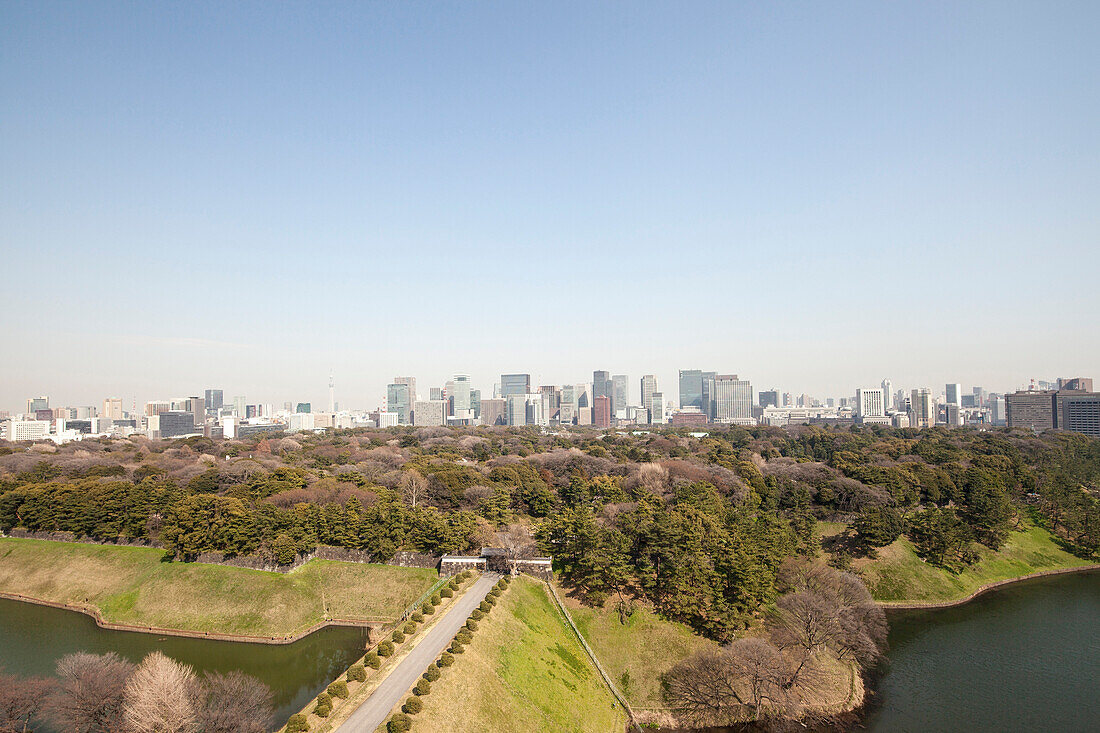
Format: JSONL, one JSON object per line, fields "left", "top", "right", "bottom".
{"left": 817, "top": 520, "right": 1093, "bottom": 604}
{"left": 0, "top": 537, "right": 437, "bottom": 636}
{"left": 563, "top": 588, "right": 859, "bottom": 727}
{"left": 407, "top": 575, "right": 627, "bottom": 733}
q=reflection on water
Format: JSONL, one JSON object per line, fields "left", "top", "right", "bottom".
{"left": 0, "top": 597, "right": 369, "bottom": 731}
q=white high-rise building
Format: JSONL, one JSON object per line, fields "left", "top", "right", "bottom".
{"left": 881, "top": 379, "right": 893, "bottom": 411}
{"left": 911, "top": 388, "right": 934, "bottom": 428}
{"left": 856, "top": 388, "right": 886, "bottom": 418}
{"left": 650, "top": 392, "right": 665, "bottom": 424}
{"left": 451, "top": 374, "right": 472, "bottom": 413}
{"left": 714, "top": 375, "right": 754, "bottom": 425}
{"left": 413, "top": 400, "right": 446, "bottom": 426}
{"left": 640, "top": 375, "right": 658, "bottom": 424}
{"left": 945, "top": 383, "right": 962, "bottom": 406}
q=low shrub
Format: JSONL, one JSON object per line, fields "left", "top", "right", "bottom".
{"left": 285, "top": 713, "right": 309, "bottom": 732}
{"left": 450, "top": 642, "right": 465, "bottom": 654}
{"left": 484, "top": 595, "right": 496, "bottom": 606}
{"left": 402, "top": 696, "right": 423, "bottom": 715}
{"left": 414, "top": 678, "right": 431, "bottom": 696}
{"left": 424, "top": 665, "right": 441, "bottom": 682}
{"left": 387, "top": 713, "right": 411, "bottom": 733}
{"left": 378, "top": 641, "right": 395, "bottom": 657}
{"left": 441, "top": 587, "right": 453, "bottom": 598}
{"left": 488, "top": 588, "right": 501, "bottom": 599}
{"left": 479, "top": 601, "right": 491, "bottom": 613}
{"left": 411, "top": 611, "right": 424, "bottom": 623}
{"left": 447, "top": 579, "right": 458, "bottom": 590}
{"left": 438, "top": 652, "right": 455, "bottom": 667}
{"left": 501, "top": 576, "right": 510, "bottom": 585}
{"left": 365, "top": 652, "right": 381, "bottom": 668}
{"left": 455, "top": 630, "right": 472, "bottom": 644}
{"left": 327, "top": 680, "right": 349, "bottom": 699}
{"left": 470, "top": 609, "right": 484, "bottom": 621}
{"left": 430, "top": 592, "right": 441, "bottom": 605}
{"left": 465, "top": 619, "right": 478, "bottom": 631}
{"left": 421, "top": 602, "right": 434, "bottom": 615}
{"left": 392, "top": 630, "right": 405, "bottom": 643}
{"left": 404, "top": 621, "right": 416, "bottom": 635}
{"left": 347, "top": 664, "right": 366, "bottom": 682}
{"left": 314, "top": 692, "right": 332, "bottom": 718}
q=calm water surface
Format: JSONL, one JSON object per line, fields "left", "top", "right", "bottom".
{"left": 0, "top": 597, "right": 369, "bottom": 730}
{"left": 864, "top": 570, "right": 1100, "bottom": 733}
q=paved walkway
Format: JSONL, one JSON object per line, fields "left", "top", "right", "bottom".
{"left": 337, "top": 573, "right": 500, "bottom": 732}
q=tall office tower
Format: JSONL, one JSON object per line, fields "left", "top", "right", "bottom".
{"left": 538, "top": 385, "right": 560, "bottom": 421}
{"left": 526, "top": 393, "right": 547, "bottom": 426}
{"left": 501, "top": 373, "right": 531, "bottom": 398}
{"left": 103, "top": 397, "right": 123, "bottom": 420}
{"left": 945, "top": 383, "right": 962, "bottom": 405}
{"left": 1056, "top": 392, "right": 1100, "bottom": 437}
{"left": 758, "top": 390, "right": 779, "bottom": 409}
{"left": 386, "top": 383, "right": 412, "bottom": 424}
{"left": 679, "top": 369, "right": 704, "bottom": 410}
{"left": 881, "top": 379, "right": 893, "bottom": 411}
{"left": 593, "top": 395, "right": 612, "bottom": 428}
{"left": 910, "top": 388, "right": 934, "bottom": 428}
{"left": 702, "top": 371, "right": 717, "bottom": 419}
{"left": 26, "top": 396, "right": 49, "bottom": 414}
{"left": 714, "top": 375, "right": 753, "bottom": 424}
{"left": 612, "top": 375, "right": 628, "bottom": 418}
{"left": 896, "top": 390, "right": 907, "bottom": 411}
{"left": 649, "top": 392, "right": 665, "bottom": 423}
{"left": 561, "top": 384, "right": 577, "bottom": 411}
{"left": 505, "top": 394, "right": 527, "bottom": 426}
{"left": 204, "top": 389, "right": 224, "bottom": 415}
{"left": 576, "top": 383, "right": 591, "bottom": 408}
{"left": 592, "top": 370, "right": 612, "bottom": 404}
{"left": 451, "top": 374, "right": 472, "bottom": 414}
{"left": 233, "top": 396, "right": 247, "bottom": 417}
{"left": 470, "top": 389, "right": 481, "bottom": 419}
{"left": 782, "top": 392, "right": 793, "bottom": 407}
{"left": 393, "top": 376, "right": 417, "bottom": 405}
{"left": 283, "top": 401, "right": 293, "bottom": 412}
{"left": 427, "top": 386, "right": 441, "bottom": 401}
{"left": 295, "top": 402, "right": 311, "bottom": 414}
{"left": 944, "top": 403, "right": 962, "bottom": 426}
{"left": 990, "top": 394, "right": 1006, "bottom": 424}
{"left": 328, "top": 375, "right": 336, "bottom": 413}
{"left": 972, "top": 386, "right": 986, "bottom": 408}
{"left": 480, "top": 398, "right": 506, "bottom": 426}
{"left": 640, "top": 375, "right": 658, "bottom": 423}
{"left": 186, "top": 396, "right": 205, "bottom": 427}
{"left": 855, "top": 388, "right": 886, "bottom": 418}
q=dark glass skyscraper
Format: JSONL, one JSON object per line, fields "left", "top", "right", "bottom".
{"left": 679, "top": 369, "right": 703, "bottom": 410}
{"left": 593, "top": 370, "right": 612, "bottom": 403}
{"left": 500, "top": 373, "right": 531, "bottom": 397}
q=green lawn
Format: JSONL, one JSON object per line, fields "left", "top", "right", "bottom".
{"left": 563, "top": 588, "right": 718, "bottom": 710}
{"left": 852, "top": 522, "right": 1093, "bottom": 603}
{"left": 0, "top": 537, "right": 437, "bottom": 636}
{"left": 409, "top": 576, "right": 627, "bottom": 733}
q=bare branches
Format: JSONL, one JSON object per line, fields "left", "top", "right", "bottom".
{"left": 121, "top": 652, "right": 199, "bottom": 733}
{"left": 399, "top": 470, "right": 427, "bottom": 508}
{"left": 49, "top": 651, "right": 135, "bottom": 733}
{"left": 0, "top": 672, "right": 50, "bottom": 733}
{"left": 196, "top": 671, "right": 273, "bottom": 733}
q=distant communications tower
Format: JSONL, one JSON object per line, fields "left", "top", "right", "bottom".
{"left": 329, "top": 373, "right": 336, "bottom": 413}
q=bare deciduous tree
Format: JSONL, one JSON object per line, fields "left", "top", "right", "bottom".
{"left": 663, "top": 639, "right": 792, "bottom": 725}
{"left": 121, "top": 652, "right": 199, "bottom": 733}
{"left": 49, "top": 651, "right": 135, "bottom": 733}
{"left": 495, "top": 523, "right": 535, "bottom": 573}
{"left": 0, "top": 672, "right": 50, "bottom": 733}
{"left": 196, "top": 671, "right": 273, "bottom": 733}
{"left": 399, "top": 469, "right": 427, "bottom": 508}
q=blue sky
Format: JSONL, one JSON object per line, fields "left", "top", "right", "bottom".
{"left": 2, "top": 1, "right": 1097, "bottom": 411}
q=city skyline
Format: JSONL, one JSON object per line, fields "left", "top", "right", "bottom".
{"left": 3, "top": 2, "right": 1098, "bottom": 411}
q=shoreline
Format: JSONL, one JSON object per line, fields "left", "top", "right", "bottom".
{"left": 0, "top": 589, "right": 384, "bottom": 645}
{"left": 876, "top": 563, "right": 1100, "bottom": 611}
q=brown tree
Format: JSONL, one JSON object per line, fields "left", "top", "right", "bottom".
{"left": 663, "top": 639, "right": 792, "bottom": 725}
{"left": 48, "top": 652, "right": 135, "bottom": 733}
{"left": 121, "top": 652, "right": 199, "bottom": 733}
{"left": 0, "top": 673, "right": 50, "bottom": 733}
{"left": 495, "top": 523, "right": 535, "bottom": 573}
{"left": 399, "top": 470, "right": 427, "bottom": 508}
{"left": 196, "top": 671, "right": 273, "bottom": 733}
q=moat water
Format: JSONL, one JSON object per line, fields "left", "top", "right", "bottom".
{"left": 0, "top": 597, "right": 368, "bottom": 730}
{"left": 864, "top": 569, "right": 1100, "bottom": 732}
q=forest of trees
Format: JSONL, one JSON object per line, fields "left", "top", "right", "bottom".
{"left": 0, "top": 650, "right": 272, "bottom": 733}
{"left": 1, "top": 423, "right": 1098, "bottom": 642}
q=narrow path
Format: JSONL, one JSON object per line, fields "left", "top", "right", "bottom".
{"left": 337, "top": 573, "right": 500, "bottom": 733}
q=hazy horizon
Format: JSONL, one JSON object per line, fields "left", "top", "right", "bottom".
{"left": 3, "top": 2, "right": 1097, "bottom": 412}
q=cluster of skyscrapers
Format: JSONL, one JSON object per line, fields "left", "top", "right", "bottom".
{"left": 4, "top": 372, "right": 1098, "bottom": 444}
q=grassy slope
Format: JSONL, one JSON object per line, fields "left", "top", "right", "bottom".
{"left": 849, "top": 522, "right": 1092, "bottom": 603}
{"left": 563, "top": 589, "right": 718, "bottom": 710}
{"left": 0, "top": 537, "right": 436, "bottom": 636}
{"left": 409, "top": 576, "right": 627, "bottom": 733}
